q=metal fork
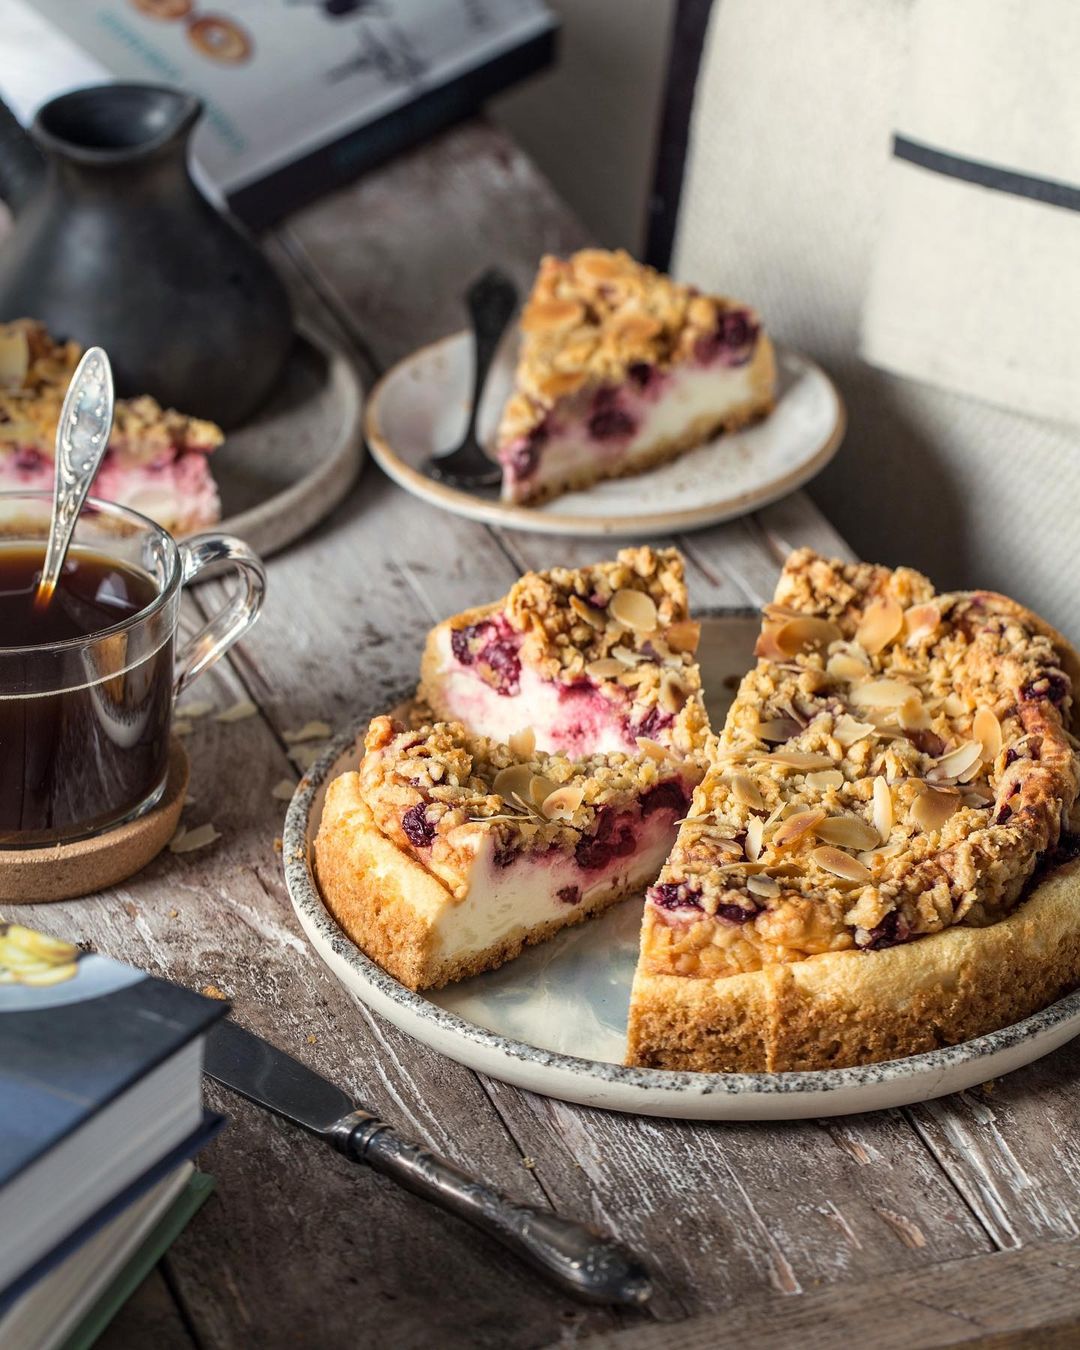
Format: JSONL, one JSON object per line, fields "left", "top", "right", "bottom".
{"left": 424, "top": 268, "right": 518, "bottom": 491}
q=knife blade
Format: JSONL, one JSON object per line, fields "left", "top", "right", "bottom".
{"left": 204, "top": 1020, "right": 652, "bottom": 1307}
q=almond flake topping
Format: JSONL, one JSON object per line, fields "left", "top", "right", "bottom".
{"left": 812, "top": 846, "right": 872, "bottom": 882}
{"left": 665, "top": 620, "right": 701, "bottom": 654}
{"left": 849, "top": 679, "right": 921, "bottom": 710}
{"left": 569, "top": 595, "right": 606, "bottom": 630}
{"left": 973, "top": 707, "right": 1003, "bottom": 762}
{"left": 542, "top": 784, "right": 585, "bottom": 819}
{"left": 833, "top": 714, "right": 875, "bottom": 748}
{"left": 493, "top": 764, "right": 535, "bottom": 806}
{"left": 609, "top": 588, "right": 658, "bottom": 632}
{"left": 585, "top": 658, "right": 625, "bottom": 679}
{"left": 745, "top": 815, "right": 764, "bottom": 861}
{"left": 827, "top": 650, "right": 871, "bottom": 681}
{"left": 756, "top": 717, "right": 802, "bottom": 743}
{"left": 773, "top": 809, "right": 826, "bottom": 849}
{"left": 873, "top": 777, "right": 894, "bottom": 841}
{"left": 731, "top": 773, "right": 764, "bottom": 809}
{"left": 806, "top": 770, "right": 845, "bottom": 790}
{"left": 815, "top": 816, "right": 880, "bottom": 851}
{"left": 904, "top": 602, "right": 940, "bottom": 643}
{"left": 763, "top": 750, "right": 836, "bottom": 771}
{"left": 509, "top": 727, "right": 536, "bottom": 758}
{"left": 928, "top": 741, "right": 983, "bottom": 783}
{"left": 747, "top": 875, "right": 781, "bottom": 898}
{"left": 910, "top": 787, "right": 961, "bottom": 832}
{"left": 856, "top": 595, "right": 904, "bottom": 655}
{"left": 773, "top": 616, "right": 843, "bottom": 657}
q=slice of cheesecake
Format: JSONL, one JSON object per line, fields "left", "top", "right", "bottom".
{"left": 0, "top": 320, "right": 222, "bottom": 534}
{"left": 495, "top": 249, "right": 776, "bottom": 505}
{"left": 627, "top": 549, "right": 1080, "bottom": 1073}
{"left": 315, "top": 713, "right": 701, "bottom": 990}
{"left": 418, "top": 546, "right": 711, "bottom": 759}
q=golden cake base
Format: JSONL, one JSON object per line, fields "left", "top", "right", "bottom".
{"left": 0, "top": 738, "right": 189, "bottom": 903}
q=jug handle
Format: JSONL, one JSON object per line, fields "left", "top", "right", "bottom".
{"left": 0, "top": 97, "right": 45, "bottom": 216}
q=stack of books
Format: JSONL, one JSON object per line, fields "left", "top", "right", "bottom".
{"left": 0, "top": 924, "right": 229, "bottom": 1350}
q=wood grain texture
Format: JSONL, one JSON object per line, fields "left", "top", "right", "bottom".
{"left": 11, "top": 116, "right": 1077, "bottom": 1349}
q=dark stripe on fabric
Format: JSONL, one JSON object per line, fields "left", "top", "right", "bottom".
{"left": 893, "top": 134, "right": 1080, "bottom": 213}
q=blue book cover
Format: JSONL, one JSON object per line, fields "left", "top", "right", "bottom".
{"left": 0, "top": 924, "right": 227, "bottom": 1188}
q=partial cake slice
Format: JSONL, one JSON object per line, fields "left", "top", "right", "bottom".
{"left": 419, "top": 546, "right": 711, "bottom": 759}
{"left": 0, "top": 320, "right": 223, "bottom": 533}
{"left": 315, "top": 714, "right": 701, "bottom": 990}
{"left": 627, "top": 549, "right": 1080, "bottom": 1073}
{"left": 495, "top": 249, "right": 776, "bottom": 504}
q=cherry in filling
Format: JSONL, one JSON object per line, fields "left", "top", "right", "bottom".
{"left": 450, "top": 616, "right": 522, "bottom": 696}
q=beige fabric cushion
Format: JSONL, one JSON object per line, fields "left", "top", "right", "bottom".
{"left": 673, "top": 0, "right": 1080, "bottom": 635}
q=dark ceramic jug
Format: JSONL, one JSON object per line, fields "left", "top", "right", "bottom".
{"left": 0, "top": 83, "right": 292, "bottom": 429}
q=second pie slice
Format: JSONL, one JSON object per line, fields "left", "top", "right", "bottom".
{"left": 419, "top": 546, "right": 711, "bottom": 759}
{"left": 495, "top": 249, "right": 776, "bottom": 505}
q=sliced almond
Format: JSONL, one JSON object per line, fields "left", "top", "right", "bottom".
{"left": 747, "top": 875, "right": 781, "bottom": 898}
{"left": 873, "top": 777, "right": 894, "bottom": 842}
{"left": 609, "top": 588, "right": 658, "bottom": 633}
{"left": 833, "top": 713, "right": 876, "bottom": 748}
{"left": 815, "top": 816, "right": 881, "bottom": 851}
{"left": 756, "top": 717, "right": 801, "bottom": 743}
{"left": 635, "top": 736, "right": 669, "bottom": 762}
{"left": 612, "top": 644, "right": 647, "bottom": 667}
{"left": 585, "top": 658, "right": 625, "bottom": 679}
{"left": 169, "top": 822, "right": 221, "bottom": 854}
{"left": 283, "top": 720, "right": 333, "bottom": 744}
{"left": 856, "top": 595, "right": 904, "bottom": 655}
{"left": 973, "top": 707, "right": 1003, "bottom": 762}
{"left": 569, "top": 594, "right": 606, "bottom": 630}
{"left": 827, "top": 650, "right": 871, "bottom": 682}
{"left": 764, "top": 750, "right": 837, "bottom": 771}
{"left": 774, "top": 616, "right": 843, "bottom": 658}
{"left": 542, "top": 784, "right": 585, "bottom": 819}
{"left": 755, "top": 623, "right": 787, "bottom": 662}
{"left": 904, "top": 602, "right": 941, "bottom": 644}
{"left": 0, "top": 326, "right": 29, "bottom": 385}
{"left": 849, "top": 679, "right": 921, "bottom": 710}
{"left": 529, "top": 775, "right": 560, "bottom": 808}
{"left": 773, "top": 808, "right": 826, "bottom": 849}
{"left": 665, "top": 620, "right": 701, "bottom": 654}
{"left": 659, "top": 672, "right": 686, "bottom": 714}
{"left": 215, "top": 698, "right": 258, "bottom": 723}
{"left": 928, "top": 740, "right": 983, "bottom": 782}
{"left": 508, "top": 727, "right": 536, "bottom": 758}
{"left": 898, "top": 697, "right": 931, "bottom": 732}
{"left": 493, "top": 764, "right": 536, "bottom": 806}
{"left": 857, "top": 841, "right": 905, "bottom": 867}
{"left": 745, "top": 815, "right": 764, "bottom": 861}
{"left": 731, "top": 773, "right": 764, "bottom": 810}
{"left": 910, "top": 787, "right": 960, "bottom": 832}
{"left": 811, "top": 846, "right": 871, "bottom": 882}
{"left": 806, "top": 769, "right": 845, "bottom": 790}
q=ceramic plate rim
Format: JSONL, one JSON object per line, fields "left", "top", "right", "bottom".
{"left": 363, "top": 332, "right": 846, "bottom": 538}
{"left": 284, "top": 712, "right": 1080, "bottom": 1114}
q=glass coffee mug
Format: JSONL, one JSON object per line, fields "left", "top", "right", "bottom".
{"left": 0, "top": 493, "right": 266, "bottom": 848}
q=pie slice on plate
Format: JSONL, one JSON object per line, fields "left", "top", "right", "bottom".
{"left": 495, "top": 249, "right": 776, "bottom": 505}
{"left": 627, "top": 549, "right": 1080, "bottom": 1072}
{"left": 315, "top": 713, "right": 701, "bottom": 990}
{"left": 419, "top": 546, "right": 711, "bottom": 759}
{"left": 0, "top": 319, "right": 223, "bottom": 533}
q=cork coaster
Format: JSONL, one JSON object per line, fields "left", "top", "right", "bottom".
{"left": 0, "top": 738, "right": 190, "bottom": 903}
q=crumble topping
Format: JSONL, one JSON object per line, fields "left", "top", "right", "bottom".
{"left": 0, "top": 319, "right": 224, "bottom": 465}
{"left": 360, "top": 714, "right": 697, "bottom": 900}
{"left": 497, "top": 249, "right": 764, "bottom": 444}
{"left": 447, "top": 547, "right": 711, "bottom": 756}
{"left": 644, "top": 549, "right": 1080, "bottom": 979}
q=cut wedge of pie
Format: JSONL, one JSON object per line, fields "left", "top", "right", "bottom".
{"left": 419, "top": 546, "right": 711, "bottom": 759}
{"left": 627, "top": 549, "right": 1080, "bottom": 1072}
{"left": 495, "top": 249, "right": 776, "bottom": 505}
{"left": 0, "top": 320, "right": 223, "bottom": 533}
{"left": 315, "top": 713, "right": 701, "bottom": 990}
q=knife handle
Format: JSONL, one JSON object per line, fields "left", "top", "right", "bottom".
{"left": 330, "top": 1111, "right": 652, "bottom": 1307}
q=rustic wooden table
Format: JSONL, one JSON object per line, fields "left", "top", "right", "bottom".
{"left": 21, "top": 121, "right": 1080, "bottom": 1350}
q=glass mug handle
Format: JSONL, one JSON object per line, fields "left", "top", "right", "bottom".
{"left": 173, "top": 534, "right": 267, "bottom": 699}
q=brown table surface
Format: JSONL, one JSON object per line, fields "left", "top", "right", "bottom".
{"left": 18, "top": 120, "right": 1080, "bottom": 1350}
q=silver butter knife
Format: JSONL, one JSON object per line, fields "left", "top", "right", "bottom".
{"left": 204, "top": 1020, "right": 652, "bottom": 1307}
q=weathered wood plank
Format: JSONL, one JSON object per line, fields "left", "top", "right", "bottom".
{"left": 95, "top": 1267, "right": 195, "bottom": 1350}
{"left": 575, "top": 1238, "right": 1080, "bottom": 1350}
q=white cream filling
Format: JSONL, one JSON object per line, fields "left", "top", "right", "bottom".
{"left": 430, "top": 809, "right": 678, "bottom": 963}
{"left": 432, "top": 627, "right": 635, "bottom": 755}
{"left": 510, "top": 364, "right": 760, "bottom": 499}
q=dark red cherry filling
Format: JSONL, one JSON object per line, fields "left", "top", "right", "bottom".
{"left": 694, "top": 307, "right": 759, "bottom": 367}
{"left": 864, "top": 909, "right": 910, "bottom": 950}
{"left": 13, "top": 447, "right": 44, "bottom": 473}
{"left": 401, "top": 802, "right": 435, "bottom": 848}
{"left": 587, "top": 386, "right": 637, "bottom": 441}
{"left": 576, "top": 807, "right": 637, "bottom": 870}
{"left": 648, "top": 881, "right": 702, "bottom": 912}
{"left": 634, "top": 705, "right": 674, "bottom": 741}
{"left": 715, "top": 901, "right": 761, "bottom": 925}
{"left": 1020, "top": 671, "right": 1070, "bottom": 707}
{"left": 640, "top": 781, "right": 688, "bottom": 817}
{"left": 450, "top": 616, "right": 522, "bottom": 695}
{"left": 557, "top": 885, "right": 581, "bottom": 905}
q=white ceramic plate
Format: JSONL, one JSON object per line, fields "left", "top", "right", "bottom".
{"left": 284, "top": 615, "right": 1080, "bottom": 1119}
{"left": 364, "top": 333, "right": 844, "bottom": 537}
{"left": 196, "top": 324, "right": 364, "bottom": 560}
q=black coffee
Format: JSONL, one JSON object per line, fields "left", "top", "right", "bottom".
{"left": 0, "top": 546, "right": 173, "bottom": 844}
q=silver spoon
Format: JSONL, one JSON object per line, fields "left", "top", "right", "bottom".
{"left": 34, "top": 346, "right": 115, "bottom": 610}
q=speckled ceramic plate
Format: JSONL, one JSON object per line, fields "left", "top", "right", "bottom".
{"left": 364, "top": 333, "right": 844, "bottom": 537}
{"left": 284, "top": 615, "right": 1080, "bottom": 1118}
